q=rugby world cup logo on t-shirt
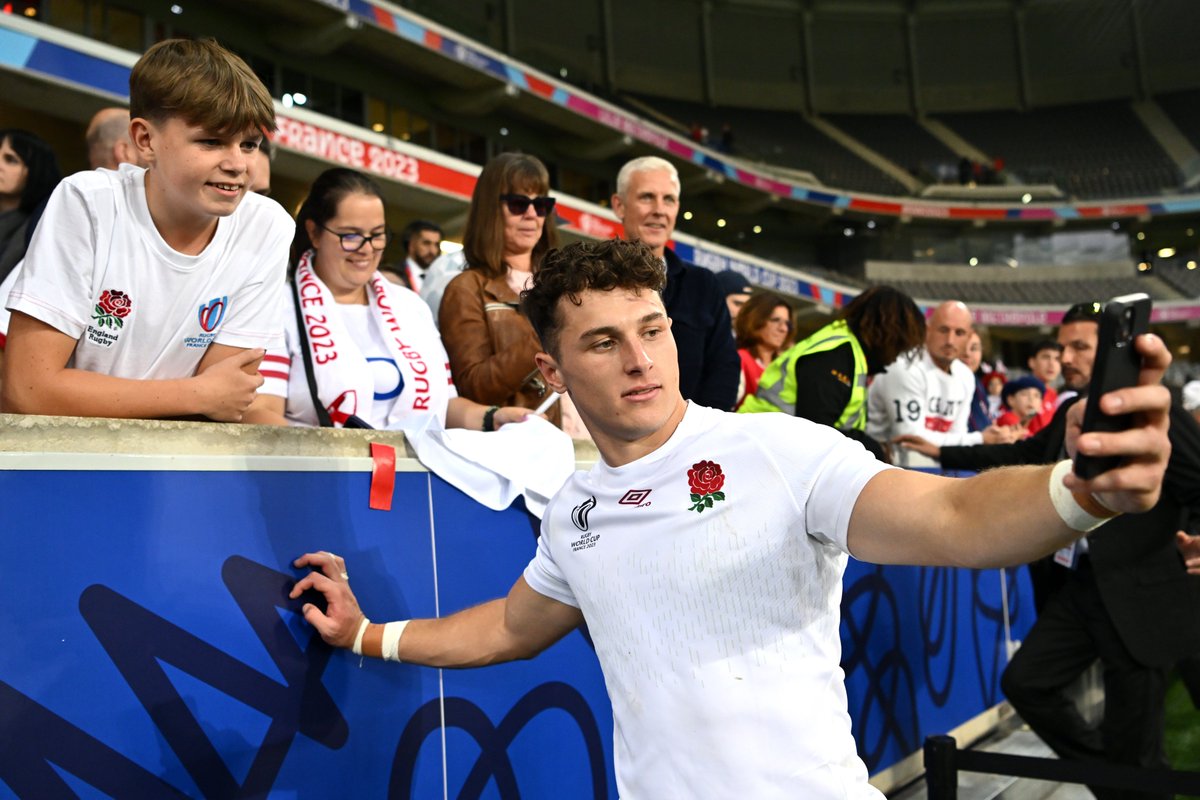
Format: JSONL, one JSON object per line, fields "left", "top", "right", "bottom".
{"left": 185, "top": 296, "right": 229, "bottom": 348}
{"left": 198, "top": 296, "right": 228, "bottom": 332}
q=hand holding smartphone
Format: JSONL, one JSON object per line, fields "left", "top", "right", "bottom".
{"left": 1073, "top": 293, "right": 1152, "bottom": 480}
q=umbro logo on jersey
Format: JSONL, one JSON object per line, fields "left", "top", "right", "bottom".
{"left": 570, "top": 496, "right": 597, "bottom": 532}
{"left": 618, "top": 489, "right": 652, "bottom": 507}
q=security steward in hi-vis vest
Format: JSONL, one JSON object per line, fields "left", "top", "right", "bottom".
{"left": 739, "top": 319, "right": 868, "bottom": 431}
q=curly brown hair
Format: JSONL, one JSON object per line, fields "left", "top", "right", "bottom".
{"left": 521, "top": 239, "right": 665, "bottom": 356}
{"left": 734, "top": 291, "right": 793, "bottom": 351}
{"left": 841, "top": 285, "right": 925, "bottom": 371}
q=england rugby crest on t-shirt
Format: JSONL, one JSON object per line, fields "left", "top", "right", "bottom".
{"left": 185, "top": 295, "right": 228, "bottom": 348}
{"left": 87, "top": 289, "right": 132, "bottom": 347}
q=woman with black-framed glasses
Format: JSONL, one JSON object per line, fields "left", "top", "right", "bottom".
{"left": 252, "top": 167, "right": 530, "bottom": 432}
{"left": 438, "top": 152, "right": 569, "bottom": 430}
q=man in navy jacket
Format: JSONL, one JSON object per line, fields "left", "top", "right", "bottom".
{"left": 611, "top": 156, "right": 738, "bottom": 411}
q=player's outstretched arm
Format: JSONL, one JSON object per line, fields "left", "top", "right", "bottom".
{"left": 1, "top": 312, "right": 266, "bottom": 421}
{"left": 291, "top": 551, "right": 584, "bottom": 668}
{"left": 848, "top": 333, "right": 1171, "bottom": 569}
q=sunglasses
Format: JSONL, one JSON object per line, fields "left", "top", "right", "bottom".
{"left": 500, "top": 194, "right": 556, "bottom": 217}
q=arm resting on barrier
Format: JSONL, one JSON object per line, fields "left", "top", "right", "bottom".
{"left": 2, "top": 313, "right": 267, "bottom": 423}
{"left": 291, "top": 553, "right": 583, "bottom": 668}
{"left": 848, "top": 334, "right": 1172, "bottom": 569}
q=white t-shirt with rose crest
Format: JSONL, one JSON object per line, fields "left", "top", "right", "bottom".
{"left": 524, "top": 402, "right": 891, "bottom": 799}
{"left": 5, "top": 164, "right": 291, "bottom": 379}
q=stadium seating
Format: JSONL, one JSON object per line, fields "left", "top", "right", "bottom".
{"left": 628, "top": 94, "right": 911, "bottom": 197}
{"left": 823, "top": 114, "right": 959, "bottom": 182}
{"left": 934, "top": 102, "right": 1182, "bottom": 199}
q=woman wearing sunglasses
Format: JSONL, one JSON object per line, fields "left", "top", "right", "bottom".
{"left": 255, "top": 167, "right": 529, "bottom": 431}
{"left": 438, "top": 153, "right": 563, "bottom": 427}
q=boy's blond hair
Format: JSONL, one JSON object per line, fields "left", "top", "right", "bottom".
{"left": 130, "top": 38, "right": 275, "bottom": 137}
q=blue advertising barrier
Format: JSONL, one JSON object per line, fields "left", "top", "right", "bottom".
{"left": 0, "top": 436, "right": 1032, "bottom": 798}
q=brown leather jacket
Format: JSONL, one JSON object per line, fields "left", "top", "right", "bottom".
{"left": 438, "top": 268, "right": 562, "bottom": 427}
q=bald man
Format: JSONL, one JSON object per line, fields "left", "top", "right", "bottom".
{"left": 867, "top": 300, "right": 1010, "bottom": 466}
{"left": 85, "top": 108, "right": 143, "bottom": 170}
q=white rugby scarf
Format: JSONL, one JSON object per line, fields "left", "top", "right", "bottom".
{"left": 294, "top": 248, "right": 442, "bottom": 429}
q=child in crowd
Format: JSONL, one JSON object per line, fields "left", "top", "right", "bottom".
{"left": 995, "top": 375, "right": 1046, "bottom": 438}
{"left": 0, "top": 38, "right": 290, "bottom": 423}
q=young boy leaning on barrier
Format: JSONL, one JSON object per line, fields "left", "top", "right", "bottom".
{"left": 0, "top": 38, "right": 291, "bottom": 423}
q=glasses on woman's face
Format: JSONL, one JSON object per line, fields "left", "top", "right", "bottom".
{"left": 499, "top": 193, "right": 556, "bottom": 217}
{"left": 767, "top": 314, "right": 791, "bottom": 328}
{"left": 321, "top": 225, "right": 392, "bottom": 252}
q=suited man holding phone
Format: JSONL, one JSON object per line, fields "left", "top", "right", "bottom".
{"left": 896, "top": 300, "right": 1200, "bottom": 800}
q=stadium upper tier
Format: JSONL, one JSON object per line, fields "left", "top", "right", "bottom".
{"left": 633, "top": 93, "right": 1187, "bottom": 201}
{"left": 6, "top": 0, "right": 1200, "bottom": 224}
{"left": 936, "top": 103, "right": 1182, "bottom": 200}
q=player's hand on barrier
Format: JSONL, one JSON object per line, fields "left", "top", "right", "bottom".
{"left": 1176, "top": 531, "right": 1200, "bottom": 576}
{"left": 196, "top": 348, "right": 266, "bottom": 422}
{"left": 1062, "top": 333, "right": 1171, "bottom": 515}
{"left": 893, "top": 434, "right": 940, "bottom": 459}
{"left": 291, "top": 551, "right": 366, "bottom": 650}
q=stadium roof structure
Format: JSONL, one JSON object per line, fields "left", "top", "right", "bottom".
{"left": 191, "top": 0, "right": 1200, "bottom": 226}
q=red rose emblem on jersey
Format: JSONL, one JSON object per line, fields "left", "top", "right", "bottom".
{"left": 99, "top": 290, "right": 132, "bottom": 318}
{"left": 686, "top": 460, "right": 726, "bottom": 514}
{"left": 92, "top": 289, "right": 133, "bottom": 329}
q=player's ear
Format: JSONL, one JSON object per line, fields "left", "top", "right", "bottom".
{"left": 535, "top": 351, "right": 566, "bottom": 395}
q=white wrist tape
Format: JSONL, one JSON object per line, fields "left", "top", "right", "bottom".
{"left": 381, "top": 620, "right": 409, "bottom": 662}
{"left": 1049, "top": 459, "right": 1116, "bottom": 532}
{"left": 351, "top": 617, "right": 370, "bottom": 656}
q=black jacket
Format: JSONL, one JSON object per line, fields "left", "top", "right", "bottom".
{"left": 941, "top": 397, "right": 1200, "bottom": 667}
{"left": 662, "top": 248, "right": 739, "bottom": 411}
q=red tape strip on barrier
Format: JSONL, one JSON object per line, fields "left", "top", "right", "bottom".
{"left": 369, "top": 442, "right": 396, "bottom": 511}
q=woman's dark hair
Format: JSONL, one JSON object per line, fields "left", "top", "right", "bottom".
{"left": 0, "top": 129, "right": 62, "bottom": 213}
{"left": 289, "top": 167, "right": 384, "bottom": 271}
{"left": 841, "top": 285, "right": 925, "bottom": 372}
{"left": 734, "top": 291, "right": 792, "bottom": 351}
{"left": 463, "top": 152, "right": 558, "bottom": 279}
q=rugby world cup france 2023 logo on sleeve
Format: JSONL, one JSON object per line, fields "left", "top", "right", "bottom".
{"left": 186, "top": 296, "right": 228, "bottom": 348}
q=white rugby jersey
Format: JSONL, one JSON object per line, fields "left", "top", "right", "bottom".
{"left": 525, "top": 403, "right": 890, "bottom": 799}
{"left": 866, "top": 349, "right": 982, "bottom": 467}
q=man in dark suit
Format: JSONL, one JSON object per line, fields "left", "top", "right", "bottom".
{"left": 896, "top": 301, "right": 1200, "bottom": 800}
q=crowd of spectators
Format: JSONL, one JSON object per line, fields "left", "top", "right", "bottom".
{"left": 1, "top": 34, "right": 1199, "bottom": 796}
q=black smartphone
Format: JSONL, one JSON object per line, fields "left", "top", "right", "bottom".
{"left": 1073, "top": 293, "right": 1152, "bottom": 480}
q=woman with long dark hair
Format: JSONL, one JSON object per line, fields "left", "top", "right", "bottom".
{"left": 257, "top": 167, "right": 529, "bottom": 432}
{"left": 0, "top": 129, "right": 61, "bottom": 282}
